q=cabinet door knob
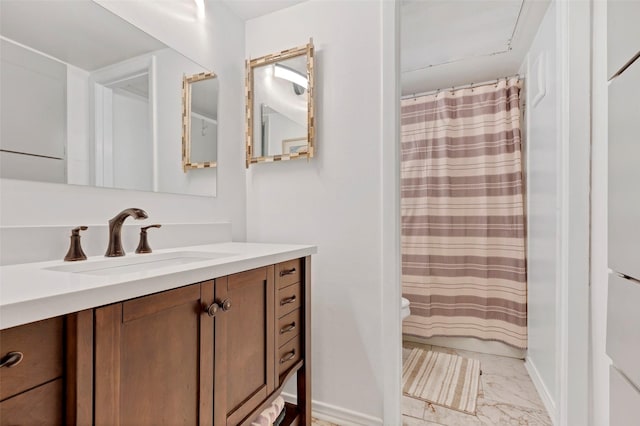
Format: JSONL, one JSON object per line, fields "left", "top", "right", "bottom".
{"left": 221, "top": 299, "right": 232, "bottom": 312}
{"left": 0, "top": 351, "right": 24, "bottom": 368}
{"left": 205, "top": 302, "right": 220, "bottom": 317}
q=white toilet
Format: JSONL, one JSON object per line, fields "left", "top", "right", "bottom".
{"left": 401, "top": 297, "right": 411, "bottom": 320}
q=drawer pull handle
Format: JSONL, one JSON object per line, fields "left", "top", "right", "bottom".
{"left": 280, "top": 350, "right": 296, "bottom": 364}
{"left": 280, "top": 268, "right": 296, "bottom": 277}
{"left": 0, "top": 351, "right": 24, "bottom": 368}
{"left": 280, "top": 322, "right": 296, "bottom": 334}
{"left": 280, "top": 295, "right": 297, "bottom": 306}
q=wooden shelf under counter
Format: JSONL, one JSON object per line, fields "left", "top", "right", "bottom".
{"left": 281, "top": 402, "right": 301, "bottom": 426}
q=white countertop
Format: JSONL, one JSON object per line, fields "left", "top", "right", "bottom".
{"left": 0, "top": 242, "right": 316, "bottom": 330}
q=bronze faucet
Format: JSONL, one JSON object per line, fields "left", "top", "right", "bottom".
{"left": 105, "top": 208, "right": 148, "bottom": 257}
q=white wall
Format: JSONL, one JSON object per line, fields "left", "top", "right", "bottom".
{"left": 0, "top": 38, "right": 67, "bottom": 183}
{"left": 0, "top": 38, "right": 67, "bottom": 159}
{"left": 245, "top": 1, "right": 393, "bottom": 423}
{"left": 66, "top": 65, "right": 91, "bottom": 186}
{"left": 590, "top": 1, "right": 610, "bottom": 425}
{"left": 190, "top": 115, "right": 217, "bottom": 163}
{"left": 266, "top": 112, "right": 305, "bottom": 154}
{"left": 558, "top": 3, "right": 592, "bottom": 424}
{"left": 521, "top": 0, "right": 558, "bottom": 414}
{"left": 89, "top": 47, "right": 218, "bottom": 196}
{"left": 522, "top": 3, "right": 592, "bottom": 424}
{"left": 112, "top": 91, "right": 152, "bottom": 191}
{"left": 1, "top": 0, "right": 247, "bottom": 241}
{"left": 154, "top": 48, "right": 217, "bottom": 196}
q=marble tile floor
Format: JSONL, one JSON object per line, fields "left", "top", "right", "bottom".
{"left": 402, "top": 341, "right": 552, "bottom": 426}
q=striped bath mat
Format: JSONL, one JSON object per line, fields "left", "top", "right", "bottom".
{"left": 403, "top": 348, "right": 481, "bottom": 414}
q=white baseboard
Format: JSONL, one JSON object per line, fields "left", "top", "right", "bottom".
{"left": 524, "top": 356, "right": 557, "bottom": 425}
{"left": 281, "top": 392, "right": 383, "bottom": 426}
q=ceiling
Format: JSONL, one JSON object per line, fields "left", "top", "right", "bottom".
{"left": 223, "top": 0, "right": 550, "bottom": 93}
{"left": 192, "top": 77, "right": 220, "bottom": 119}
{"left": 402, "top": 0, "right": 521, "bottom": 72}
{"left": 401, "top": 0, "right": 551, "bottom": 95}
{"left": 2, "top": 0, "right": 549, "bottom": 95}
{"left": 0, "top": 0, "right": 166, "bottom": 71}
{"left": 222, "top": 0, "right": 308, "bottom": 21}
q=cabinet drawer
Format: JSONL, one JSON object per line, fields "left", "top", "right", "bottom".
{"left": 0, "top": 378, "right": 63, "bottom": 425}
{"left": 276, "top": 258, "right": 301, "bottom": 289}
{"left": 278, "top": 309, "right": 301, "bottom": 348}
{"left": 610, "top": 366, "right": 640, "bottom": 426}
{"left": 608, "top": 58, "right": 640, "bottom": 280}
{"left": 0, "top": 317, "right": 64, "bottom": 400}
{"left": 606, "top": 273, "right": 640, "bottom": 389}
{"left": 278, "top": 334, "right": 301, "bottom": 378}
{"left": 607, "top": 0, "right": 640, "bottom": 78}
{"left": 277, "top": 282, "right": 301, "bottom": 318}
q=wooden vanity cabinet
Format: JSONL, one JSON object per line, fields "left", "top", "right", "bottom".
{"left": 1, "top": 256, "right": 310, "bottom": 426}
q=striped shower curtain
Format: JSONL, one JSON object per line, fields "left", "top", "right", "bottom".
{"left": 401, "top": 78, "right": 527, "bottom": 349}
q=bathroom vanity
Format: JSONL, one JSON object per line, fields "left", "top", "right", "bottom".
{"left": 0, "top": 243, "right": 315, "bottom": 426}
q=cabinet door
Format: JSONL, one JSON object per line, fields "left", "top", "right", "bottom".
{"left": 214, "top": 267, "right": 275, "bottom": 426}
{"left": 609, "top": 58, "right": 640, "bottom": 279}
{"left": 607, "top": 273, "right": 640, "bottom": 389}
{"left": 94, "top": 282, "right": 214, "bottom": 426}
{"left": 607, "top": 0, "right": 640, "bottom": 78}
{"left": 610, "top": 366, "right": 640, "bottom": 426}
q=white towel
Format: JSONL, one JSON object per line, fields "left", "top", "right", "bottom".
{"left": 251, "top": 396, "right": 285, "bottom": 426}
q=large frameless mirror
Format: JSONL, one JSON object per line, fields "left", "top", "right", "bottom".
{"left": 182, "top": 72, "right": 219, "bottom": 171}
{"left": 0, "top": 0, "right": 218, "bottom": 197}
{"left": 245, "top": 40, "right": 315, "bottom": 168}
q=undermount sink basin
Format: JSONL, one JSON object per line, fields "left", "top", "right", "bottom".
{"left": 45, "top": 251, "right": 234, "bottom": 276}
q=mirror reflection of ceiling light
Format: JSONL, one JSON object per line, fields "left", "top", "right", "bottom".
{"left": 194, "top": 0, "right": 205, "bottom": 20}
{"left": 274, "top": 64, "right": 308, "bottom": 89}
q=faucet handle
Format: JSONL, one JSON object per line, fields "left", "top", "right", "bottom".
{"left": 136, "top": 224, "right": 161, "bottom": 254}
{"left": 64, "top": 226, "right": 88, "bottom": 261}
{"left": 72, "top": 226, "right": 88, "bottom": 235}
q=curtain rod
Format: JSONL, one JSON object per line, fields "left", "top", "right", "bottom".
{"left": 401, "top": 74, "right": 522, "bottom": 100}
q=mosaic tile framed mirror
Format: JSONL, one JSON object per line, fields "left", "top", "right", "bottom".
{"left": 245, "top": 40, "right": 315, "bottom": 168}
